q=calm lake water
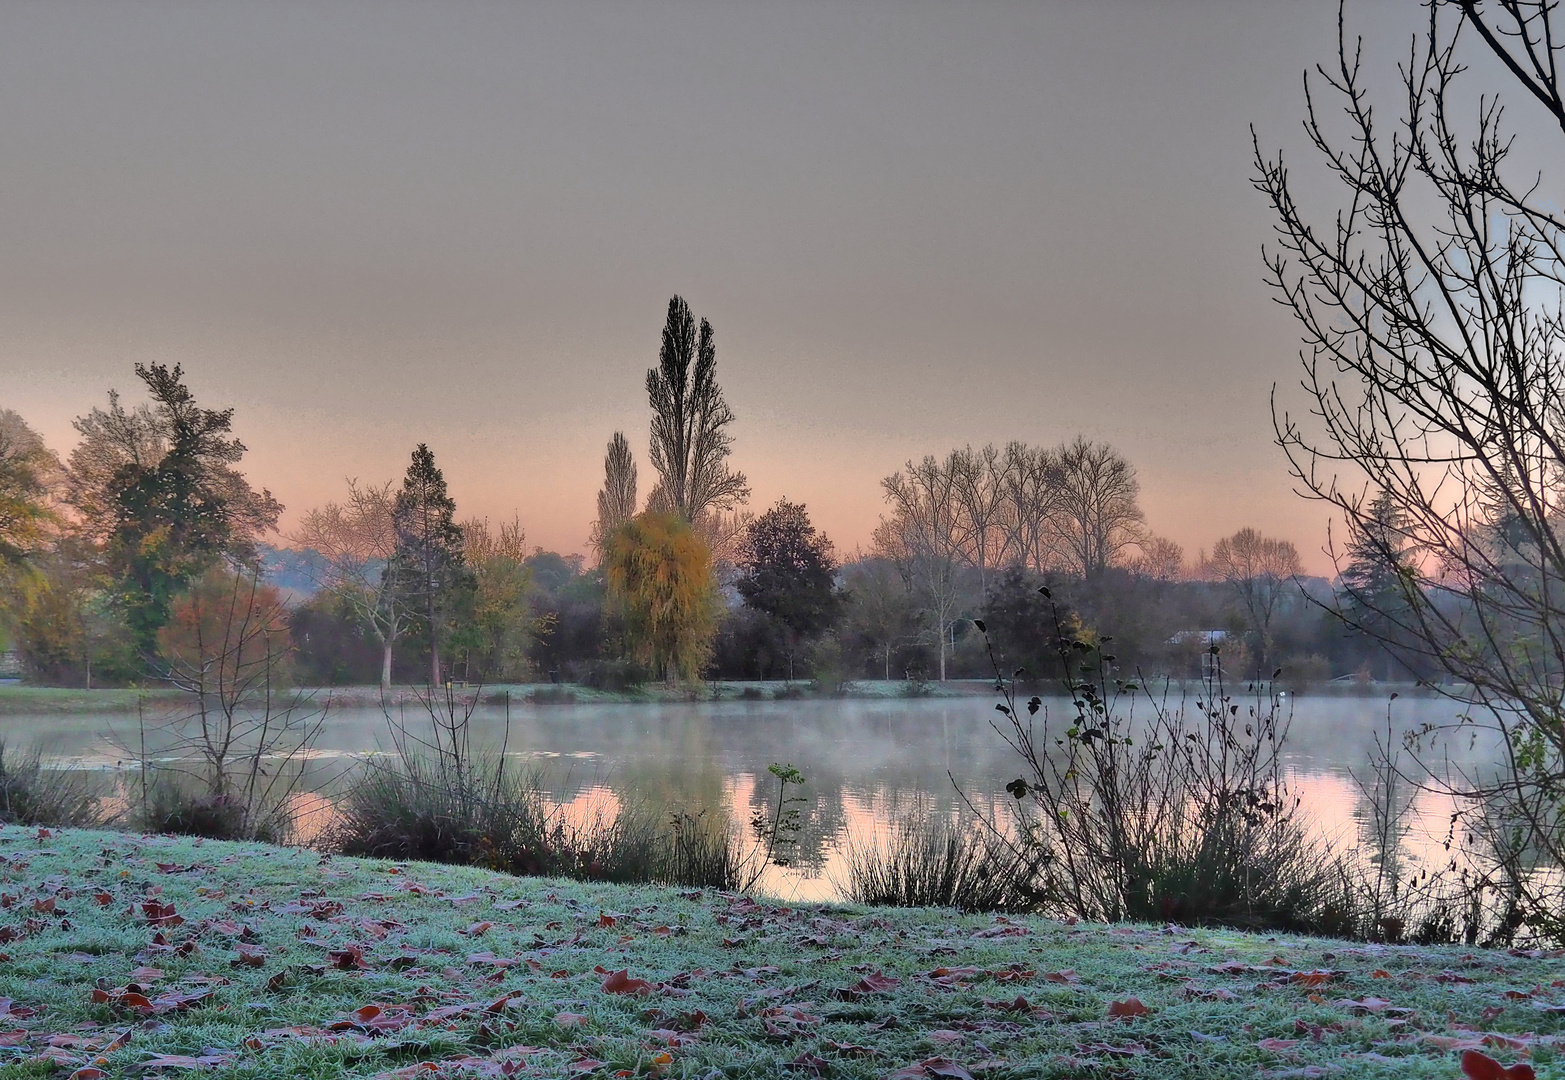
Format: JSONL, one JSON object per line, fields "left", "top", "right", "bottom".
{"left": 7, "top": 691, "right": 1501, "bottom": 901}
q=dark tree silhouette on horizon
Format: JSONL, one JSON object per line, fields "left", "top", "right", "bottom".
{"left": 645, "top": 295, "right": 749, "bottom": 524}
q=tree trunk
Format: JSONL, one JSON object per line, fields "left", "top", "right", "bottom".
{"left": 938, "top": 620, "right": 947, "bottom": 681}
{"left": 381, "top": 642, "right": 393, "bottom": 690}
{"left": 430, "top": 646, "right": 441, "bottom": 688}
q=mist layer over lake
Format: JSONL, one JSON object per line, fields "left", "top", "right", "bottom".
{"left": 9, "top": 692, "right": 1495, "bottom": 901}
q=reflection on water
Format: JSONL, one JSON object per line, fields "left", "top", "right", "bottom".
{"left": 10, "top": 692, "right": 1501, "bottom": 901}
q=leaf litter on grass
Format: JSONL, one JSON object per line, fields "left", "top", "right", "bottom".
{"left": 0, "top": 827, "right": 1553, "bottom": 1077}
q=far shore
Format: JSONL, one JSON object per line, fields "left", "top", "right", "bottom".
{"left": 0, "top": 676, "right": 1444, "bottom": 715}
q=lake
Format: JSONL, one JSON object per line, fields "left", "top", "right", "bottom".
{"left": 4, "top": 689, "right": 1499, "bottom": 902}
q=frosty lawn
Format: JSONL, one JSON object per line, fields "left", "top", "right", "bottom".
{"left": 0, "top": 828, "right": 1555, "bottom": 1079}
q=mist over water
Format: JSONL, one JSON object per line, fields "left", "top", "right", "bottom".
{"left": 16, "top": 691, "right": 1496, "bottom": 902}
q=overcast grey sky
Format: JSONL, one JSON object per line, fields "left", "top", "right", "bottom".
{"left": 0, "top": 2, "right": 1454, "bottom": 569}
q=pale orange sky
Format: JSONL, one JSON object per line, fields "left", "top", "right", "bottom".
{"left": 3, "top": 2, "right": 1505, "bottom": 576}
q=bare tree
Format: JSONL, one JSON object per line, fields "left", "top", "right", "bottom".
{"left": 293, "top": 479, "right": 406, "bottom": 690}
{"left": 994, "top": 441, "right": 1060, "bottom": 572}
{"left": 1050, "top": 436, "right": 1146, "bottom": 577}
{"left": 876, "top": 456, "right": 966, "bottom": 681}
{"left": 1205, "top": 527, "right": 1301, "bottom": 673}
{"left": 646, "top": 295, "right": 750, "bottom": 522}
{"left": 590, "top": 431, "right": 638, "bottom": 557}
{"left": 1132, "top": 534, "right": 1187, "bottom": 583}
{"left": 1256, "top": 0, "right": 1565, "bottom": 939}
{"left": 950, "top": 444, "right": 1006, "bottom": 595}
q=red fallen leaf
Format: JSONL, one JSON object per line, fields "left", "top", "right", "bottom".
{"left": 991, "top": 968, "right": 1035, "bottom": 983}
{"left": 824, "top": 1041, "right": 875, "bottom": 1057}
{"left": 328, "top": 946, "right": 370, "bottom": 970}
{"left": 598, "top": 913, "right": 617, "bottom": 927}
{"left": 467, "top": 951, "right": 519, "bottom": 968}
{"left": 1334, "top": 996, "right": 1394, "bottom": 1013}
{"left": 888, "top": 1059, "right": 976, "bottom": 1080}
{"left": 31, "top": 897, "right": 54, "bottom": 914}
{"left": 92, "top": 987, "right": 154, "bottom": 1012}
{"left": 1041, "top": 970, "right": 1080, "bottom": 984}
{"left": 142, "top": 1051, "right": 237, "bottom": 1069}
{"left": 836, "top": 971, "right": 900, "bottom": 998}
{"left": 1107, "top": 997, "right": 1151, "bottom": 1018}
{"left": 232, "top": 944, "right": 265, "bottom": 968}
{"left": 929, "top": 1030, "right": 965, "bottom": 1044}
{"left": 461, "top": 921, "right": 494, "bottom": 937}
{"left": 925, "top": 967, "right": 982, "bottom": 980}
{"left": 555, "top": 1011, "right": 589, "bottom": 1028}
{"left": 1461, "top": 1050, "right": 1537, "bottom": 1080}
{"left": 65, "top": 1069, "right": 106, "bottom": 1080}
{"left": 788, "top": 1051, "right": 831, "bottom": 1075}
{"left": 1184, "top": 986, "right": 1238, "bottom": 1001}
{"left": 0, "top": 1030, "right": 26, "bottom": 1047}
{"left": 129, "top": 966, "right": 163, "bottom": 982}
{"left": 327, "top": 1003, "right": 416, "bottom": 1034}
{"left": 1257, "top": 1038, "right": 1299, "bottom": 1052}
{"left": 92, "top": 892, "right": 113, "bottom": 907}
{"left": 600, "top": 969, "right": 654, "bottom": 995}
{"left": 140, "top": 900, "right": 184, "bottom": 926}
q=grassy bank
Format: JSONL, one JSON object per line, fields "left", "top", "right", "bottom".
{"left": 0, "top": 687, "right": 186, "bottom": 716}
{"left": 0, "top": 830, "right": 1550, "bottom": 1078}
{"left": 0, "top": 681, "right": 993, "bottom": 714}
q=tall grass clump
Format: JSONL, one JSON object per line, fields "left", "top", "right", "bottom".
{"left": 0, "top": 741, "right": 104, "bottom": 828}
{"left": 974, "top": 589, "right": 1340, "bottom": 934}
{"left": 329, "top": 685, "right": 742, "bottom": 889}
{"left": 841, "top": 811, "right": 1045, "bottom": 913}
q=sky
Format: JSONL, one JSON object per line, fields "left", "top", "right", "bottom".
{"left": 0, "top": 2, "right": 1477, "bottom": 573}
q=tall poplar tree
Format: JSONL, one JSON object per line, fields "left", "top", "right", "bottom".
{"left": 645, "top": 296, "right": 748, "bottom": 522}
{"left": 391, "top": 444, "right": 468, "bottom": 686}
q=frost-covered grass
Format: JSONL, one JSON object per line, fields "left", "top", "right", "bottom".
{"left": 0, "top": 828, "right": 1555, "bottom": 1079}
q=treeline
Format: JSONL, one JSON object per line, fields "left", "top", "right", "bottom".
{"left": 0, "top": 296, "right": 1404, "bottom": 690}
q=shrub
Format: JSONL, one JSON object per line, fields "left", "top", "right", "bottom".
{"left": 977, "top": 595, "right": 1342, "bottom": 934}
{"left": 573, "top": 658, "right": 647, "bottom": 691}
{"left": 138, "top": 776, "right": 292, "bottom": 844}
{"left": 0, "top": 741, "right": 104, "bottom": 827}
{"left": 841, "top": 813, "right": 1045, "bottom": 913}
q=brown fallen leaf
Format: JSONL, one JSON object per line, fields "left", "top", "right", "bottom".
{"left": 600, "top": 969, "right": 653, "bottom": 995}
{"left": 887, "top": 1059, "right": 976, "bottom": 1080}
{"left": 1107, "top": 997, "right": 1151, "bottom": 1018}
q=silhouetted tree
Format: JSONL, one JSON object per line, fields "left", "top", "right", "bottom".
{"left": 876, "top": 456, "right": 967, "bottom": 680}
{"left": 1206, "top": 527, "right": 1302, "bottom": 675}
{"left": 645, "top": 295, "right": 749, "bottom": 522}
{"left": 1257, "top": 0, "right": 1565, "bottom": 937}
{"left": 736, "top": 499, "right": 842, "bottom": 679}
{"left": 590, "top": 432, "right": 638, "bottom": 558}
{"left": 391, "top": 444, "right": 469, "bottom": 687}
{"left": 1052, "top": 436, "right": 1145, "bottom": 578}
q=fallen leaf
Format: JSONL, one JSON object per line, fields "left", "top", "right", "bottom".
{"left": 1461, "top": 1050, "right": 1537, "bottom": 1080}
{"left": 1107, "top": 997, "right": 1151, "bottom": 1018}
{"left": 600, "top": 969, "right": 653, "bottom": 995}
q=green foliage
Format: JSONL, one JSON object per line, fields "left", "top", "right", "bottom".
{"left": 0, "top": 410, "right": 58, "bottom": 570}
{"left": 391, "top": 444, "right": 472, "bottom": 685}
{"left": 100, "top": 364, "right": 281, "bottom": 657}
{"left": 603, "top": 511, "right": 719, "bottom": 682}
